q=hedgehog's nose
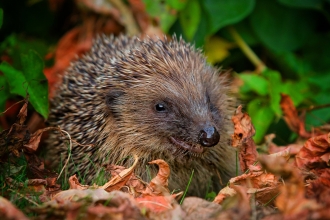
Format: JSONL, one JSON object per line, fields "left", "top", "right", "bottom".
{"left": 199, "top": 125, "right": 220, "bottom": 147}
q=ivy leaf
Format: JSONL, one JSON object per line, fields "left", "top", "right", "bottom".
{"left": 179, "top": 0, "right": 201, "bottom": 40}
{"left": 0, "top": 62, "right": 26, "bottom": 97}
{"left": 21, "top": 50, "right": 48, "bottom": 119}
{"left": 0, "top": 50, "right": 48, "bottom": 118}
{"left": 239, "top": 73, "right": 269, "bottom": 96}
{"left": 202, "top": 0, "right": 255, "bottom": 34}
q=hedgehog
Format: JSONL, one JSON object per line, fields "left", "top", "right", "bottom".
{"left": 46, "top": 35, "right": 237, "bottom": 196}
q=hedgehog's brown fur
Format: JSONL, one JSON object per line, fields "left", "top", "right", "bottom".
{"left": 47, "top": 35, "right": 237, "bottom": 196}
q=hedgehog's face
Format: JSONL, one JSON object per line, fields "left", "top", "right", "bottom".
{"left": 105, "top": 65, "right": 231, "bottom": 158}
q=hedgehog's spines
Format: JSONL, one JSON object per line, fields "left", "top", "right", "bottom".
{"left": 47, "top": 35, "right": 237, "bottom": 197}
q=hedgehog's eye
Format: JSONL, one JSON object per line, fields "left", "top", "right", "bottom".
{"left": 155, "top": 103, "right": 167, "bottom": 112}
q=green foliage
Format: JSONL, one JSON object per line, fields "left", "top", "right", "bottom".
{"left": 143, "top": 0, "right": 330, "bottom": 143}
{"left": 249, "top": 0, "right": 315, "bottom": 52}
{"left": 202, "top": 0, "right": 255, "bottom": 35}
{"left": 179, "top": 0, "right": 200, "bottom": 40}
{"left": 0, "top": 50, "right": 48, "bottom": 118}
{"left": 143, "top": 0, "right": 188, "bottom": 32}
{"left": 239, "top": 69, "right": 311, "bottom": 143}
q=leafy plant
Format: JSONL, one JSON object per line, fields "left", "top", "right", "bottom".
{"left": 0, "top": 49, "right": 48, "bottom": 119}
{"left": 145, "top": 0, "right": 330, "bottom": 143}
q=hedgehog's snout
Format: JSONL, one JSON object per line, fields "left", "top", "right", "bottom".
{"left": 198, "top": 125, "right": 220, "bottom": 147}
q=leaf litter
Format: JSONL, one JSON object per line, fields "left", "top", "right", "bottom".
{"left": 1, "top": 96, "right": 330, "bottom": 218}
{"left": 2, "top": 1, "right": 330, "bottom": 217}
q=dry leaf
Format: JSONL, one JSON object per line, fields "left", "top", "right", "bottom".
{"left": 69, "top": 175, "right": 89, "bottom": 190}
{"left": 143, "top": 159, "right": 170, "bottom": 196}
{"left": 280, "top": 94, "right": 315, "bottom": 138}
{"left": 182, "top": 197, "right": 223, "bottom": 220}
{"left": 295, "top": 133, "right": 330, "bottom": 169}
{"left": 231, "top": 105, "right": 258, "bottom": 172}
{"left": 259, "top": 156, "right": 320, "bottom": 217}
{"left": 136, "top": 194, "right": 176, "bottom": 213}
{"left": 102, "top": 155, "right": 139, "bottom": 192}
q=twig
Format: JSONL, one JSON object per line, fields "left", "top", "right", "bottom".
{"left": 0, "top": 100, "right": 26, "bottom": 115}
{"left": 298, "top": 103, "right": 330, "bottom": 112}
{"left": 56, "top": 129, "right": 73, "bottom": 181}
{"left": 228, "top": 26, "right": 266, "bottom": 73}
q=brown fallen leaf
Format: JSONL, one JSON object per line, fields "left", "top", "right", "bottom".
{"left": 259, "top": 156, "right": 320, "bottom": 217}
{"left": 43, "top": 189, "right": 145, "bottom": 219}
{"left": 104, "top": 164, "right": 146, "bottom": 197}
{"left": 24, "top": 127, "right": 57, "bottom": 153}
{"left": 69, "top": 175, "right": 89, "bottom": 190}
{"left": 102, "top": 155, "right": 140, "bottom": 192}
{"left": 280, "top": 94, "right": 320, "bottom": 139}
{"left": 0, "top": 100, "right": 29, "bottom": 158}
{"left": 0, "top": 196, "right": 29, "bottom": 220}
{"left": 231, "top": 105, "right": 258, "bottom": 172}
{"left": 16, "top": 100, "right": 28, "bottom": 126}
{"left": 136, "top": 194, "right": 178, "bottom": 213}
{"left": 182, "top": 197, "right": 223, "bottom": 220}
{"left": 143, "top": 159, "right": 170, "bottom": 196}
{"left": 214, "top": 165, "right": 280, "bottom": 206}
{"left": 86, "top": 191, "right": 144, "bottom": 220}
{"left": 266, "top": 134, "right": 303, "bottom": 157}
{"left": 213, "top": 185, "right": 236, "bottom": 204}
{"left": 295, "top": 132, "right": 330, "bottom": 170}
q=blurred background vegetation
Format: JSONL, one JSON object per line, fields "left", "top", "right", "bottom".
{"left": 1, "top": 0, "right": 330, "bottom": 146}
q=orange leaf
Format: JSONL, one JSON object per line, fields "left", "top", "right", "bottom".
{"left": 295, "top": 133, "right": 330, "bottom": 169}
{"left": 231, "top": 105, "right": 258, "bottom": 172}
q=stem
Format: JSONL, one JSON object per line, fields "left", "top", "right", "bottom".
{"left": 228, "top": 26, "right": 266, "bottom": 73}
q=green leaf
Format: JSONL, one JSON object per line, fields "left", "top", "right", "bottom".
{"left": 202, "top": 0, "right": 255, "bottom": 34}
{"left": 0, "top": 34, "right": 50, "bottom": 70}
{"left": 0, "top": 51, "right": 48, "bottom": 118}
{"left": 167, "top": 0, "right": 188, "bottom": 10}
{"left": 0, "top": 62, "right": 27, "bottom": 97}
{"left": 179, "top": 0, "right": 201, "bottom": 40}
{"left": 239, "top": 73, "right": 269, "bottom": 96}
{"left": 278, "top": 0, "right": 323, "bottom": 10}
{"left": 247, "top": 99, "right": 275, "bottom": 143}
{"left": 20, "top": 50, "right": 49, "bottom": 119}
{"left": 262, "top": 69, "right": 283, "bottom": 117}
{"left": 0, "top": 75, "right": 10, "bottom": 112}
{"left": 282, "top": 81, "right": 309, "bottom": 105}
{"left": 143, "top": 0, "right": 161, "bottom": 17}
{"left": 250, "top": 0, "right": 315, "bottom": 52}
{"left": 0, "top": 8, "right": 3, "bottom": 29}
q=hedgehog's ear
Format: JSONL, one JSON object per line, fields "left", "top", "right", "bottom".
{"left": 105, "top": 90, "right": 125, "bottom": 109}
